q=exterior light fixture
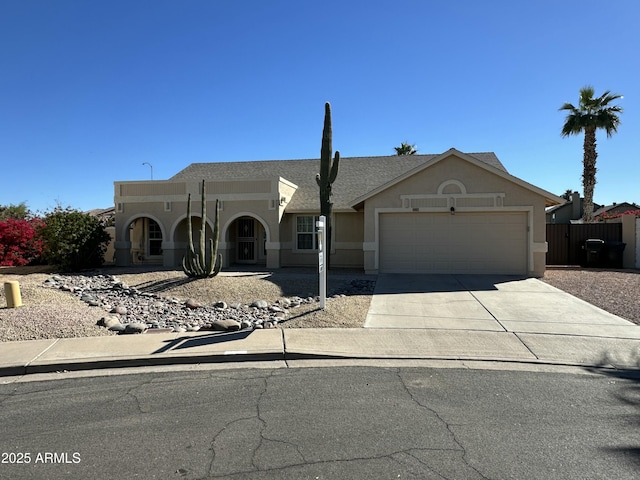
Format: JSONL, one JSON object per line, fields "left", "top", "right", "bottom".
{"left": 450, "top": 206, "right": 455, "bottom": 215}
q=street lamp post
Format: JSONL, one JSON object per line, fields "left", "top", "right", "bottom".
{"left": 142, "top": 162, "right": 153, "bottom": 180}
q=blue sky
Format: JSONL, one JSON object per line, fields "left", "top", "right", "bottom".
{"left": 1, "top": 0, "right": 638, "bottom": 214}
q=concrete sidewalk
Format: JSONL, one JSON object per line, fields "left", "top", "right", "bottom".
{"left": 1, "top": 273, "right": 639, "bottom": 377}
{"left": 1, "top": 326, "right": 639, "bottom": 377}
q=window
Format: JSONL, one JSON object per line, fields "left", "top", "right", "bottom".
{"left": 296, "top": 215, "right": 319, "bottom": 250}
{"left": 148, "top": 219, "right": 163, "bottom": 256}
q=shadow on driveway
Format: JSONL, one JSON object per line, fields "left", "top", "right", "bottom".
{"left": 373, "top": 274, "right": 530, "bottom": 294}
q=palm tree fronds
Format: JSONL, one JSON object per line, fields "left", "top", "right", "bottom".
{"left": 560, "top": 86, "right": 623, "bottom": 222}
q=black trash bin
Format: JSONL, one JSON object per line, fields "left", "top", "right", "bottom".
{"left": 605, "top": 241, "right": 626, "bottom": 268}
{"left": 584, "top": 239, "right": 605, "bottom": 267}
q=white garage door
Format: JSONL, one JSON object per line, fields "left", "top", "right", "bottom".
{"left": 379, "top": 212, "right": 528, "bottom": 274}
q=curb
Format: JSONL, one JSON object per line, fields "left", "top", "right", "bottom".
{"left": 3, "top": 351, "right": 639, "bottom": 378}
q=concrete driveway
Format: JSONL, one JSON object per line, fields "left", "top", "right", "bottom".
{"left": 365, "top": 274, "right": 640, "bottom": 339}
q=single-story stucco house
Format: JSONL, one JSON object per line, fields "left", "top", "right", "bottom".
{"left": 113, "top": 148, "right": 563, "bottom": 276}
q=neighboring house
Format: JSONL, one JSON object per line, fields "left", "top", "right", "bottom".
{"left": 594, "top": 202, "right": 640, "bottom": 221}
{"left": 545, "top": 192, "right": 601, "bottom": 224}
{"left": 113, "top": 148, "right": 563, "bottom": 276}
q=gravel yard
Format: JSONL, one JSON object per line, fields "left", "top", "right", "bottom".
{"left": 0, "top": 266, "right": 374, "bottom": 342}
{"left": 1, "top": 265, "right": 638, "bottom": 342}
{"left": 541, "top": 268, "right": 640, "bottom": 325}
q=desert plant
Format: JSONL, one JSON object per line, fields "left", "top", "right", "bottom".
{"left": 315, "top": 102, "right": 340, "bottom": 269}
{"left": 37, "top": 207, "right": 110, "bottom": 271}
{"left": 182, "top": 180, "right": 222, "bottom": 278}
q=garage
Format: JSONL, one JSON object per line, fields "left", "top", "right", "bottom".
{"left": 379, "top": 212, "right": 528, "bottom": 274}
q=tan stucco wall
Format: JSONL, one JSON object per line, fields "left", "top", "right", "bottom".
{"left": 361, "top": 154, "right": 549, "bottom": 276}
{"left": 114, "top": 179, "right": 349, "bottom": 270}
{"left": 114, "top": 180, "right": 286, "bottom": 268}
{"left": 103, "top": 226, "right": 116, "bottom": 264}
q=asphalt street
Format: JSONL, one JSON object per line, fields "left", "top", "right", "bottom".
{"left": 0, "top": 364, "right": 638, "bottom": 480}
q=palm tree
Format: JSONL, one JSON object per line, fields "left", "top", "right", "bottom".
{"left": 560, "top": 86, "right": 623, "bottom": 222}
{"left": 394, "top": 142, "right": 417, "bottom": 155}
{"left": 561, "top": 189, "right": 573, "bottom": 201}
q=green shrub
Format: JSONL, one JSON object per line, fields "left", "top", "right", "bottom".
{"left": 38, "top": 207, "right": 111, "bottom": 271}
{"left": 0, "top": 202, "right": 31, "bottom": 221}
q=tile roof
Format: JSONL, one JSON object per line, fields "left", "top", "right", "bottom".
{"left": 170, "top": 152, "right": 506, "bottom": 211}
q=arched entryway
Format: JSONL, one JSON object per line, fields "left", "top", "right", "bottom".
{"left": 226, "top": 215, "right": 267, "bottom": 265}
{"left": 125, "top": 216, "right": 164, "bottom": 265}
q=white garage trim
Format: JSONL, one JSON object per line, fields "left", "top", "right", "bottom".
{"left": 373, "top": 206, "right": 534, "bottom": 274}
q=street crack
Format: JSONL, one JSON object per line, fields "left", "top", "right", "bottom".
{"left": 396, "top": 368, "right": 490, "bottom": 480}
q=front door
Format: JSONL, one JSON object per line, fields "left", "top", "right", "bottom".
{"left": 237, "top": 218, "right": 256, "bottom": 263}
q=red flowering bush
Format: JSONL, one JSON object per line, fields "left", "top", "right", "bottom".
{"left": 596, "top": 209, "right": 640, "bottom": 222}
{"left": 0, "top": 218, "right": 45, "bottom": 266}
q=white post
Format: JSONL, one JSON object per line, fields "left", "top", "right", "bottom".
{"left": 317, "top": 215, "right": 327, "bottom": 309}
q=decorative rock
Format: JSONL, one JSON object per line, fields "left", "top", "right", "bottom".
{"left": 278, "top": 298, "right": 292, "bottom": 308}
{"left": 124, "top": 322, "right": 147, "bottom": 334}
{"left": 44, "top": 272, "right": 377, "bottom": 335}
{"left": 108, "top": 323, "right": 126, "bottom": 333}
{"left": 210, "top": 319, "right": 241, "bottom": 332}
{"left": 97, "top": 315, "right": 121, "bottom": 328}
{"left": 81, "top": 294, "right": 98, "bottom": 305}
{"left": 185, "top": 298, "right": 202, "bottom": 309}
{"left": 111, "top": 305, "right": 128, "bottom": 315}
{"left": 105, "top": 317, "right": 122, "bottom": 329}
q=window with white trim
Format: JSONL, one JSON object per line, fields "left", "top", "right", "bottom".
{"left": 296, "top": 215, "right": 319, "bottom": 250}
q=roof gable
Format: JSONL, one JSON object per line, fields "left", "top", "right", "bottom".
{"left": 350, "top": 148, "right": 564, "bottom": 208}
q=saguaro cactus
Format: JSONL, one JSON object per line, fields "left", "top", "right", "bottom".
{"left": 182, "top": 180, "right": 222, "bottom": 278}
{"left": 316, "top": 102, "right": 340, "bottom": 269}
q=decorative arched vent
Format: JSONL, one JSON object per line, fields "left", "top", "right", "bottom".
{"left": 401, "top": 179, "right": 505, "bottom": 210}
{"left": 438, "top": 180, "right": 467, "bottom": 195}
